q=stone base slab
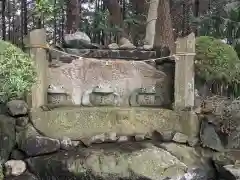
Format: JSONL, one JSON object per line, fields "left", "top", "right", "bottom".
{"left": 30, "top": 107, "right": 199, "bottom": 140}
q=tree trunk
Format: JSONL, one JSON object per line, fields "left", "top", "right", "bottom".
{"left": 131, "top": 0, "right": 147, "bottom": 45}
{"left": 2, "top": 0, "right": 6, "bottom": 40}
{"left": 144, "top": 0, "right": 159, "bottom": 47}
{"left": 182, "top": 0, "right": 193, "bottom": 36}
{"left": 53, "top": 0, "right": 57, "bottom": 44}
{"left": 193, "top": 0, "right": 199, "bottom": 35}
{"left": 66, "top": 0, "right": 80, "bottom": 33}
{"left": 154, "top": 0, "right": 175, "bottom": 54}
{"left": 102, "top": 0, "right": 127, "bottom": 38}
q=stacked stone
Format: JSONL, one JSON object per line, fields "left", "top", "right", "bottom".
{"left": 2, "top": 98, "right": 240, "bottom": 179}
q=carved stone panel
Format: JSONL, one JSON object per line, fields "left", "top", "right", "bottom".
{"left": 129, "top": 88, "right": 164, "bottom": 107}
{"left": 90, "top": 93, "right": 119, "bottom": 106}
{"left": 137, "top": 94, "right": 156, "bottom": 106}
{"left": 48, "top": 58, "right": 172, "bottom": 107}
{"left": 48, "top": 93, "right": 68, "bottom": 104}
{"left": 47, "top": 85, "right": 69, "bottom": 104}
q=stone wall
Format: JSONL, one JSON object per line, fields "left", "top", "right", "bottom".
{"left": 1, "top": 99, "right": 240, "bottom": 179}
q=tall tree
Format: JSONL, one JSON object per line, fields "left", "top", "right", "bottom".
{"left": 2, "top": 0, "right": 6, "bottom": 40}
{"left": 102, "top": 0, "right": 126, "bottom": 37}
{"left": 66, "top": 0, "right": 81, "bottom": 33}
{"left": 182, "top": 0, "right": 193, "bottom": 36}
{"left": 144, "top": 0, "right": 159, "bottom": 48}
{"left": 154, "top": 0, "right": 175, "bottom": 54}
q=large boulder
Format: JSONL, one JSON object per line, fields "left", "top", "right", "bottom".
{"left": 7, "top": 100, "right": 28, "bottom": 117}
{"left": 200, "top": 120, "right": 225, "bottom": 151}
{"left": 26, "top": 142, "right": 215, "bottom": 180}
{"left": 63, "top": 31, "right": 99, "bottom": 49}
{"left": 4, "top": 160, "right": 26, "bottom": 176}
{"left": 5, "top": 172, "right": 38, "bottom": 180}
{"left": 214, "top": 163, "right": 239, "bottom": 180}
{"left": 16, "top": 124, "right": 60, "bottom": 156}
{"left": 19, "top": 136, "right": 60, "bottom": 157}
{"left": 0, "top": 115, "right": 16, "bottom": 163}
{"left": 159, "top": 143, "right": 215, "bottom": 179}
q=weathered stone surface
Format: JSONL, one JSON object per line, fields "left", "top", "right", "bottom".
{"left": 200, "top": 121, "right": 225, "bottom": 151}
{"left": 48, "top": 58, "right": 168, "bottom": 106}
{"left": 187, "top": 137, "right": 199, "bottom": 147}
{"left": 82, "top": 132, "right": 119, "bottom": 146}
{"left": 0, "top": 165, "right": 3, "bottom": 180}
{"left": 160, "top": 131, "right": 174, "bottom": 142}
{"left": 0, "top": 103, "right": 8, "bottom": 115}
{"left": 58, "top": 49, "right": 156, "bottom": 61}
{"left": 26, "top": 142, "right": 214, "bottom": 180}
{"left": 143, "top": 44, "right": 153, "bottom": 50}
{"left": 19, "top": 136, "right": 60, "bottom": 156}
{"left": 108, "top": 43, "right": 119, "bottom": 49}
{"left": 64, "top": 48, "right": 90, "bottom": 58}
{"left": 117, "top": 136, "right": 133, "bottom": 143}
{"left": 16, "top": 117, "right": 29, "bottom": 127}
{"left": 4, "top": 160, "right": 26, "bottom": 176}
{"left": 5, "top": 172, "right": 38, "bottom": 180}
{"left": 60, "top": 137, "right": 72, "bottom": 150}
{"left": 84, "top": 49, "right": 156, "bottom": 59}
{"left": 179, "top": 111, "right": 200, "bottom": 138}
{"left": 7, "top": 100, "right": 28, "bottom": 116}
{"left": 16, "top": 124, "right": 39, "bottom": 147}
{"left": 227, "top": 127, "right": 240, "bottom": 149}
{"left": 63, "top": 31, "right": 99, "bottom": 49}
{"left": 172, "top": 132, "right": 188, "bottom": 143}
{"left": 118, "top": 38, "right": 136, "bottom": 50}
{"left": 159, "top": 143, "right": 215, "bottom": 179}
{"left": 104, "top": 132, "right": 118, "bottom": 142}
{"left": 223, "top": 164, "right": 240, "bottom": 179}
{"left": 119, "top": 43, "right": 136, "bottom": 50}
{"left": 89, "top": 92, "right": 120, "bottom": 106}
{"left": 0, "top": 115, "right": 16, "bottom": 163}
{"left": 214, "top": 163, "right": 238, "bottom": 180}
{"left": 10, "top": 150, "right": 25, "bottom": 160}
{"left": 134, "top": 134, "right": 145, "bottom": 141}
{"left": 29, "top": 107, "right": 190, "bottom": 140}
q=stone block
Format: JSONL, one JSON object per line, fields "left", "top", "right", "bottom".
{"left": 30, "top": 107, "right": 185, "bottom": 140}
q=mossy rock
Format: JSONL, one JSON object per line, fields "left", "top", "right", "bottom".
{"left": 0, "top": 40, "right": 36, "bottom": 102}
{"left": 195, "top": 36, "right": 240, "bottom": 83}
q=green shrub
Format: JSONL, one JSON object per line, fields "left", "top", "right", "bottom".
{"left": 195, "top": 36, "right": 240, "bottom": 83}
{"left": 0, "top": 40, "right": 36, "bottom": 102}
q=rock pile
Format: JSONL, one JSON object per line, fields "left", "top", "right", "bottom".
{"left": 1, "top": 98, "right": 240, "bottom": 179}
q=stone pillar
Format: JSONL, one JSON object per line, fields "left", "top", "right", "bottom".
{"left": 174, "top": 33, "right": 195, "bottom": 110}
{"left": 29, "top": 29, "right": 48, "bottom": 108}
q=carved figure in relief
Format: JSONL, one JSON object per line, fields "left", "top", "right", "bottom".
{"left": 129, "top": 86, "right": 164, "bottom": 107}
{"left": 47, "top": 84, "right": 70, "bottom": 104}
{"left": 81, "top": 85, "right": 120, "bottom": 107}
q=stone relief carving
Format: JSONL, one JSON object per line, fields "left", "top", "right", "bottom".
{"left": 48, "top": 58, "right": 171, "bottom": 107}
{"left": 82, "top": 85, "right": 120, "bottom": 106}
{"left": 129, "top": 87, "right": 164, "bottom": 107}
{"left": 47, "top": 85, "right": 70, "bottom": 104}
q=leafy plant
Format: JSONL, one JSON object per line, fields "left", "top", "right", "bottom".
{"left": 0, "top": 40, "right": 36, "bottom": 102}
{"left": 195, "top": 36, "right": 240, "bottom": 83}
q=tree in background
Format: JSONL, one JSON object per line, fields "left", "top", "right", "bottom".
{"left": 154, "top": 0, "right": 175, "bottom": 54}
{"left": 66, "top": 0, "right": 80, "bottom": 33}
